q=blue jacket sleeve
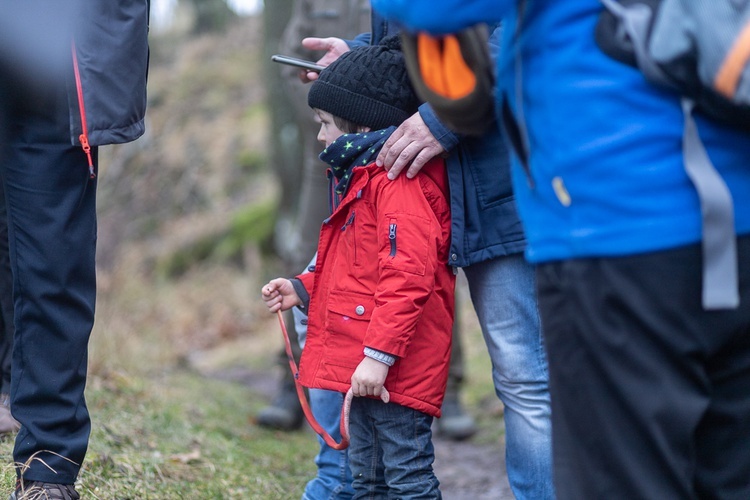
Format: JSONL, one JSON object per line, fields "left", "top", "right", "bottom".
{"left": 371, "top": 0, "right": 511, "bottom": 34}
{"left": 347, "top": 33, "right": 371, "bottom": 48}
{"left": 419, "top": 104, "right": 460, "bottom": 152}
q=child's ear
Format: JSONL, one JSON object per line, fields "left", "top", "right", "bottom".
{"left": 357, "top": 126, "right": 371, "bottom": 133}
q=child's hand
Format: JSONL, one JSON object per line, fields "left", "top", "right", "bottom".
{"left": 351, "top": 357, "right": 390, "bottom": 399}
{"left": 261, "top": 278, "right": 301, "bottom": 313}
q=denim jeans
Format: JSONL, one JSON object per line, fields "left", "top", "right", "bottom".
{"left": 462, "top": 254, "right": 554, "bottom": 500}
{"left": 302, "top": 389, "right": 355, "bottom": 500}
{"left": 348, "top": 397, "right": 440, "bottom": 499}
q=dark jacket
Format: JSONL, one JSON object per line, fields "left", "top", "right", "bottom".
{"left": 69, "top": 0, "right": 149, "bottom": 147}
{"left": 422, "top": 105, "right": 525, "bottom": 267}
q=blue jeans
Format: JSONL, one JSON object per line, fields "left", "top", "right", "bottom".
{"left": 462, "top": 254, "right": 554, "bottom": 500}
{"left": 348, "top": 397, "right": 440, "bottom": 499}
{"left": 302, "top": 389, "right": 355, "bottom": 500}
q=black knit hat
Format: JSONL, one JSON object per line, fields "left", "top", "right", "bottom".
{"left": 308, "top": 36, "right": 421, "bottom": 130}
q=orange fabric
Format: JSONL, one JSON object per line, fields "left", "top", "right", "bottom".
{"left": 715, "top": 20, "right": 750, "bottom": 99}
{"left": 417, "top": 33, "right": 476, "bottom": 99}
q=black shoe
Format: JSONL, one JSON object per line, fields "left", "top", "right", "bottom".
{"left": 10, "top": 481, "right": 80, "bottom": 500}
{"left": 435, "top": 392, "right": 477, "bottom": 441}
{"left": 256, "top": 379, "right": 304, "bottom": 431}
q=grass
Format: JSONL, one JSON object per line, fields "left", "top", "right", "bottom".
{"left": 0, "top": 370, "right": 318, "bottom": 499}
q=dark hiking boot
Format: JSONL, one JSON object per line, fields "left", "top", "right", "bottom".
{"left": 10, "top": 481, "right": 80, "bottom": 500}
{"left": 256, "top": 378, "right": 304, "bottom": 431}
{"left": 435, "top": 391, "right": 477, "bottom": 441}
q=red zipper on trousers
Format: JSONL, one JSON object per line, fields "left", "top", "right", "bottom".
{"left": 71, "top": 41, "right": 96, "bottom": 179}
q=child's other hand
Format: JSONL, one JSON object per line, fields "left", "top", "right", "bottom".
{"left": 261, "top": 278, "right": 301, "bottom": 313}
{"left": 351, "top": 357, "right": 389, "bottom": 398}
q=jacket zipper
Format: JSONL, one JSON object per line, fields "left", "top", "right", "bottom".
{"left": 71, "top": 41, "right": 96, "bottom": 179}
{"left": 388, "top": 223, "right": 397, "bottom": 257}
{"left": 341, "top": 211, "right": 355, "bottom": 231}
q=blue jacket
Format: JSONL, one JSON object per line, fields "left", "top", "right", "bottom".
{"left": 372, "top": 0, "right": 750, "bottom": 264}
{"left": 351, "top": 17, "right": 525, "bottom": 267}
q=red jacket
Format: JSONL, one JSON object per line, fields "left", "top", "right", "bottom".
{"left": 297, "top": 158, "right": 455, "bottom": 417}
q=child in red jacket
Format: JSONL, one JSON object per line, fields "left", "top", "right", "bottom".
{"left": 261, "top": 36, "right": 455, "bottom": 498}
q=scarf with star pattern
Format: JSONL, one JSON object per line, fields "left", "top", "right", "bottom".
{"left": 319, "top": 126, "right": 397, "bottom": 207}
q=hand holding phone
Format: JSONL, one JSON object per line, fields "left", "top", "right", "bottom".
{"left": 271, "top": 54, "right": 326, "bottom": 73}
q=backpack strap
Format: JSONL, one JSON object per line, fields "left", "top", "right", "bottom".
{"left": 598, "top": 0, "right": 673, "bottom": 87}
{"left": 681, "top": 98, "right": 739, "bottom": 310}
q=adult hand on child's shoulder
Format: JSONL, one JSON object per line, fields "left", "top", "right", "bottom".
{"left": 299, "top": 37, "right": 351, "bottom": 82}
{"left": 351, "top": 357, "right": 390, "bottom": 398}
{"left": 377, "top": 112, "right": 446, "bottom": 180}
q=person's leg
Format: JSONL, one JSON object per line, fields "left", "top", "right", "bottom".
{"left": 462, "top": 254, "right": 553, "bottom": 500}
{"left": 302, "top": 389, "right": 354, "bottom": 500}
{"left": 3, "top": 87, "right": 95, "bottom": 483}
{"left": 0, "top": 190, "right": 16, "bottom": 436}
{"left": 536, "top": 238, "right": 750, "bottom": 499}
{"left": 347, "top": 398, "right": 388, "bottom": 500}
{"left": 434, "top": 291, "right": 477, "bottom": 440}
{"left": 693, "top": 236, "right": 750, "bottom": 498}
{"left": 350, "top": 397, "right": 440, "bottom": 500}
{"left": 0, "top": 180, "right": 14, "bottom": 395}
{"left": 694, "top": 323, "right": 750, "bottom": 498}
{"left": 0, "top": 180, "right": 20, "bottom": 435}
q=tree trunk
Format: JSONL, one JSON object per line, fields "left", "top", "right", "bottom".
{"left": 263, "top": 0, "right": 302, "bottom": 272}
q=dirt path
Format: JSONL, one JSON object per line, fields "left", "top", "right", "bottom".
{"left": 433, "top": 434, "right": 513, "bottom": 499}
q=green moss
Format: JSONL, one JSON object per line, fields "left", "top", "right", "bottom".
{"left": 155, "top": 200, "right": 277, "bottom": 279}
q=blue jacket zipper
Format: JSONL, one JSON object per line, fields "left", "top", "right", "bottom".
{"left": 389, "top": 223, "right": 397, "bottom": 256}
{"left": 342, "top": 211, "right": 355, "bottom": 231}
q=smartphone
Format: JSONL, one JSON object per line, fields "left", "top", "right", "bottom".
{"left": 271, "top": 54, "right": 326, "bottom": 73}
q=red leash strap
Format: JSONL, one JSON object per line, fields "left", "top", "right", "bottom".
{"left": 276, "top": 310, "right": 350, "bottom": 450}
{"left": 275, "top": 310, "right": 389, "bottom": 451}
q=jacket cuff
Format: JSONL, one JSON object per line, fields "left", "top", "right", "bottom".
{"left": 290, "top": 278, "right": 310, "bottom": 311}
{"left": 347, "top": 33, "right": 370, "bottom": 48}
{"left": 419, "top": 103, "right": 460, "bottom": 152}
{"left": 363, "top": 347, "right": 397, "bottom": 367}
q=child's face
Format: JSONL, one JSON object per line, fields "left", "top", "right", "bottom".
{"left": 314, "top": 109, "right": 346, "bottom": 147}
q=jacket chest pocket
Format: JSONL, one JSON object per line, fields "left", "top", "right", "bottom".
{"left": 383, "top": 213, "right": 432, "bottom": 276}
{"left": 340, "top": 210, "right": 359, "bottom": 266}
{"left": 340, "top": 208, "right": 377, "bottom": 268}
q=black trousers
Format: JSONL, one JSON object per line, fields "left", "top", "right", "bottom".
{"left": 2, "top": 85, "right": 96, "bottom": 483}
{"left": 537, "top": 237, "right": 750, "bottom": 500}
{"left": 0, "top": 180, "right": 14, "bottom": 395}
